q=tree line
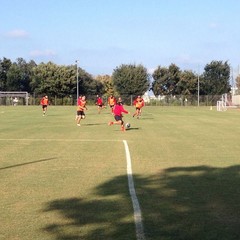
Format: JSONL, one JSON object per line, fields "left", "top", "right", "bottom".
{"left": 0, "top": 57, "right": 234, "bottom": 101}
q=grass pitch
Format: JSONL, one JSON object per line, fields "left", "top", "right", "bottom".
{"left": 0, "top": 105, "right": 240, "bottom": 240}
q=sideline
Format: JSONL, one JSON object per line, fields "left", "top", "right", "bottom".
{"left": 0, "top": 138, "right": 122, "bottom": 142}
{"left": 123, "top": 140, "right": 145, "bottom": 240}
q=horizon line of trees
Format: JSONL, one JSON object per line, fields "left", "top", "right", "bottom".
{"left": 0, "top": 57, "right": 237, "bottom": 100}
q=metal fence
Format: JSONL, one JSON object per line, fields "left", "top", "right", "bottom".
{"left": 0, "top": 93, "right": 235, "bottom": 107}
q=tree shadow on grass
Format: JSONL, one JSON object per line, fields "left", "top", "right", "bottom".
{"left": 41, "top": 165, "right": 240, "bottom": 240}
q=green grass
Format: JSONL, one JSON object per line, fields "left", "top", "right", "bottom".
{"left": 0, "top": 105, "right": 240, "bottom": 240}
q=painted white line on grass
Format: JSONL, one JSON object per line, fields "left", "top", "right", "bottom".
{"left": 123, "top": 140, "right": 145, "bottom": 240}
{"left": 0, "top": 139, "right": 122, "bottom": 142}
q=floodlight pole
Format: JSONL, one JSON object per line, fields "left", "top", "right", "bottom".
{"left": 197, "top": 65, "right": 200, "bottom": 107}
{"left": 76, "top": 60, "right": 79, "bottom": 100}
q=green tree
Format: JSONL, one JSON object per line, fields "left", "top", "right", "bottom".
{"left": 95, "top": 75, "right": 115, "bottom": 96}
{"left": 151, "top": 64, "right": 181, "bottom": 96}
{"left": 6, "top": 58, "right": 36, "bottom": 92}
{"left": 0, "top": 57, "right": 12, "bottom": 91}
{"left": 31, "top": 62, "right": 58, "bottom": 96}
{"left": 112, "top": 64, "right": 150, "bottom": 96}
{"left": 177, "top": 70, "right": 198, "bottom": 96}
{"left": 201, "top": 61, "right": 231, "bottom": 95}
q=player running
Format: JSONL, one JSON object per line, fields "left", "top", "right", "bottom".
{"left": 40, "top": 95, "right": 49, "bottom": 116}
{"left": 108, "top": 97, "right": 130, "bottom": 131}
{"left": 76, "top": 96, "right": 87, "bottom": 126}
{"left": 133, "top": 95, "right": 144, "bottom": 119}
{"left": 107, "top": 94, "right": 116, "bottom": 114}
{"left": 96, "top": 95, "right": 106, "bottom": 114}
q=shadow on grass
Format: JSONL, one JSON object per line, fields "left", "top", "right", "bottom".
{"left": 0, "top": 157, "right": 57, "bottom": 170}
{"left": 41, "top": 165, "right": 240, "bottom": 240}
{"left": 126, "top": 127, "right": 140, "bottom": 131}
{"left": 84, "top": 123, "right": 107, "bottom": 126}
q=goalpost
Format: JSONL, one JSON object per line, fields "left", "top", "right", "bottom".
{"left": 216, "top": 93, "right": 238, "bottom": 111}
{"left": 216, "top": 94, "right": 227, "bottom": 111}
{"left": 0, "top": 91, "right": 29, "bottom": 106}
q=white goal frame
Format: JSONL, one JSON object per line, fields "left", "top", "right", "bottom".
{"left": 0, "top": 91, "right": 29, "bottom": 106}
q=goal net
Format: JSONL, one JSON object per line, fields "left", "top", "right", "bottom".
{"left": 0, "top": 91, "right": 29, "bottom": 106}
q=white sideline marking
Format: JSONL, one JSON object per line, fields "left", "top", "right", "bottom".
{"left": 123, "top": 140, "right": 145, "bottom": 240}
{"left": 0, "top": 139, "right": 122, "bottom": 142}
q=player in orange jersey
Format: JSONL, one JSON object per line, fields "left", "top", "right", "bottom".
{"left": 40, "top": 95, "right": 49, "bottom": 116}
{"left": 76, "top": 96, "right": 87, "bottom": 126}
{"left": 133, "top": 95, "right": 144, "bottom": 119}
{"left": 107, "top": 94, "right": 116, "bottom": 114}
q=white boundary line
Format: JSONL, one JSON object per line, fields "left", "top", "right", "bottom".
{"left": 123, "top": 140, "right": 145, "bottom": 240}
{"left": 0, "top": 139, "right": 122, "bottom": 142}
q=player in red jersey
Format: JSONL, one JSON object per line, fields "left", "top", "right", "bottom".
{"left": 76, "top": 96, "right": 87, "bottom": 126}
{"left": 95, "top": 95, "right": 106, "bottom": 114}
{"left": 40, "top": 95, "right": 49, "bottom": 116}
{"left": 108, "top": 97, "right": 130, "bottom": 131}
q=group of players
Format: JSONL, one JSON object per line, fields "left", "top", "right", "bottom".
{"left": 41, "top": 94, "right": 144, "bottom": 131}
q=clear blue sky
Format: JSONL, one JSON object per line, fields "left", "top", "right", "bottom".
{"left": 1, "top": 0, "right": 240, "bottom": 76}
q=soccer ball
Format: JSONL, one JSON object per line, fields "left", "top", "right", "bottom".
{"left": 125, "top": 122, "right": 131, "bottom": 129}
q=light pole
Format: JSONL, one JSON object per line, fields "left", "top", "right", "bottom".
{"left": 197, "top": 65, "right": 200, "bottom": 107}
{"left": 75, "top": 60, "right": 79, "bottom": 100}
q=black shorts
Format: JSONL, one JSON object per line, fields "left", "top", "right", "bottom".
{"left": 98, "top": 104, "right": 103, "bottom": 108}
{"left": 110, "top": 105, "right": 114, "bottom": 108}
{"left": 114, "top": 115, "right": 123, "bottom": 121}
{"left": 42, "top": 105, "right": 47, "bottom": 109}
{"left": 77, "top": 111, "right": 85, "bottom": 116}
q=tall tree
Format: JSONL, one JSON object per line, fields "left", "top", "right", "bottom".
{"left": 151, "top": 64, "right": 181, "bottom": 96}
{"left": 6, "top": 58, "right": 36, "bottom": 92}
{"left": 177, "top": 70, "right": 198, "bottom": 96}
{"left": 201, "top": 61, "right": 231, "bottom": 95}
{"left": 0, "top": 58, "right": 12, "bottom": 91}
{"left": 31, "top": 62, "right": 58, "bottom": 95}
{"left": 95, "top": 75, "right": 115, "bottom": 96}
{"left": 112, "top": 64, "right": 150, "bottom": 96}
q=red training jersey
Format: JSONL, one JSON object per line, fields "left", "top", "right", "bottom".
{"left": 77, "top": 99, "right": 86, "bottom": 111}
{"left": 113, "top": 104, "right": 128, "bottom": 116}
{"left": 41, "top": 97, "right": 48, "bottom": 105}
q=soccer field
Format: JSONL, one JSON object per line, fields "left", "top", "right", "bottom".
{"left": 0, "top": 105, "right": 240, "bottom": 240}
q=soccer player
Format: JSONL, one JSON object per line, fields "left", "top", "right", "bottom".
{"left": 96, "top": 95, "right": 106, "bottom": 114}
{"left": 40, "top": 95, "right": 49, "bottom": 116}
{"left": 108, "top": 97, "right": 130, "bottom": 131}
{"left": 133, "top": 95, "right": 144, "bottom": 119}
{"left": 75, "top": 95, "right": 82, "bottom": 120}
{"left": 107, "top": 94, "right": 116, "bottom": 114}
{"left": 76, "top": 95, "right": 87, "bottom": 126}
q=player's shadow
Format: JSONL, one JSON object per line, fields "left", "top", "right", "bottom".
{"left": 139, "top": 117, "right": 154, "bottom": 120}
{"left": 84, "top": 123, "right": 107, "bottom": 126}
{"left": 41, "top": 165, "right": 240, "bottom": 240}
{"left": 126, "top": 127, "right": 140, "bottom": 131}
